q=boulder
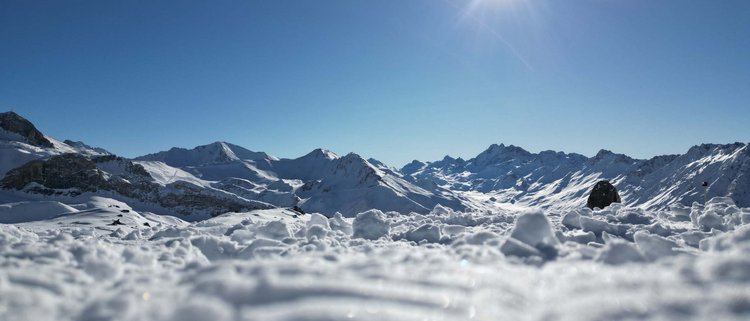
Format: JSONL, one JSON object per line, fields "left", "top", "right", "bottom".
{"left": 586, "top": 180, "right": 621, "bottom": 209}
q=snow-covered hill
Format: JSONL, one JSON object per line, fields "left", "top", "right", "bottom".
{"left": 402, "top": 143, "right": 750, "bottom": 211}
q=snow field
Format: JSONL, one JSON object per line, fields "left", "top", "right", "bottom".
{"left": 1, "top": 197, "right": 750, "bottom": 320}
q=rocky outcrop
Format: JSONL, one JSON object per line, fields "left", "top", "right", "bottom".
{"left": 0, "top": 153, "right": 273, "bottom": 216}
{"left": 1, "top": 154, "right": 106, "bottom": 192}
{"left": 0, "top": 112, "right": 53, "bottom": 148}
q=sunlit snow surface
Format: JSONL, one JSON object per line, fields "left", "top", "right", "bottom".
{"left": 2, "top": 197, "right": 750, "bottom": 321}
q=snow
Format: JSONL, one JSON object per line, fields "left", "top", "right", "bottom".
{"left": 0, "top": 201, "right": 78, "bottom": 223}
{"left": 0, "top": 196, "right": 749, "bottom": 320}
{"left": 2, "top": 113, "right": 750, "bottom": 320}
{"left": 352, "top": 209, "right": 390, "bottom": 240}
{"left": 403, "top": 142, "right": 750, "bottom": 211}
{"left": 134, "top": 160, "right": 212, "bottom": 187}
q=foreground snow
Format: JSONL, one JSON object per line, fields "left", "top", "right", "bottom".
{"left": 1, "top": 197, "right": 750, "bottom": 321}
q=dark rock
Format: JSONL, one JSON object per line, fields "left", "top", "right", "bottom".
{"left": 292, "top": 205, "right": 305, "bottom": 214}
{"left": 0, "top": 111, "right": 54, "bottom": 148}
{"left": 143, "top": 222, "right": 151, "bottom": 227}
{"left": 120, "top": 209, "right": 130, "bottom": 213}
{"left": 586, "top": 180, "right": 621, "bottom": 209}
{"left": 0, "top": 153, "right": 106, "bottom": 191}
{"left": 1, "top": 153, "right": 273, "bottom": 217}
{"left": 109, "top": 219, "right": 125, "bottom": 226}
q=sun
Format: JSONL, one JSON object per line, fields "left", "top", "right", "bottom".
{"left": 464, "top": 0, "right": 525, "bottom": 13}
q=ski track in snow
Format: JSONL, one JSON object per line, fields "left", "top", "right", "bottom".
{"left": 2, "top": 197, "right": 750, "bottom": 321}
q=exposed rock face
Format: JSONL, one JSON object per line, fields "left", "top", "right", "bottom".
{"left": 0, "top": 112, "right": 53, "bottom": 148}
{"left": 0, "top": 153, "right": 273, "bottom": 216}
{"left": 1, "top": 154, "right": 106, "bottom": 191}
{"left": 586, "top": 180, "right": 621, "bottom": 209}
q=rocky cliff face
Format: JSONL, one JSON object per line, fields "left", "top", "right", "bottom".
{"left": 1, "top": 154, "right": 107, "bottom": 192}
{"left": 1, "top": 153, "right": 273, "bottom": 217}
{"left": 0, "top": 112, "right": 53, "bottom": 148}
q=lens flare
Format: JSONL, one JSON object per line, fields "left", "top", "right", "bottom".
{"left": 443, "top": 0, "right": 535, "bottom": 70}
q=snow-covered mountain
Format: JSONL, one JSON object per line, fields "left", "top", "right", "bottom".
{"left": 402, "top": 142, "right": 750, "bottom": 210}
{"left": 0, "top": 112, "right": 274, "bottom": 220}
{"left": 136, "top": 144, "right": 464, "bottom": 216}
{"left": 2, "top": 111, "right": 748, "bottom": 219}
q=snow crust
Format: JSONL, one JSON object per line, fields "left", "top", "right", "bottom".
{"left": 2, "top": 197, "right": 750, "bottom": 321}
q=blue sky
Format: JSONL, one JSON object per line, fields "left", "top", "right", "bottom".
{"left": 1, "top": 0, "right": 748, "bottom": 166}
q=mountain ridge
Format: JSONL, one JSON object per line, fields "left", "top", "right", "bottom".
{"left": 1, "top": 111, "right": 748, "bottom": 217}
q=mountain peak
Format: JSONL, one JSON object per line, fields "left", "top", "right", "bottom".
{"left": 304, "top": 148, "right": 339, "bottom": 160}
{"left": 472, "top": 143, "right": 532, "bottom": 166}
{"left": 591, "top": 149, "right": 636, "bottom": 164}
{"left": 136, "top": 141, "right": 274, "bottom": 167}
{"left": 0, "top": 111, "right": 53, "bottom": 148}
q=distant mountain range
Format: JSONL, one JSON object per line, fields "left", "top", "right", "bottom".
{"left": 402, "top": 142, "right": 750, "bottom": 210}
{"left": 1, "top": 111, "right": 747, "bottom": 219}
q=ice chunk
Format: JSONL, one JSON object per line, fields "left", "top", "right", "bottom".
{"left": 580, "top": 216, "right": 629, "bottom": 238}
{"left": 742, "top": 209, "right": 750, "bottom": 225}
{"left": 501, "top": 210, "right": 559, "bottom": 260}
{"left": 329, "top": 212, "right": 353, "bottom": 235}
{"left": 615, "top": 210, "right": 652, "bottom": 225}
{"left": 256, "top": 220, "right": 292, "bottom": 240}
{"left": 669, "top": 203, "right": 691, "bottom": 221}
{"left": 402, "top": 224, "right": 441, "bottom": 243}
{"left": 352, "top": 209, "right": 390, "bottom": 240}
{"left": 700, "top": 225, "right": 750, "bottom": 252}
{"left": 442, "top": 224, "right": 467, "bottom": 237}
{"left": 634, "top": 231, "right": 680, "bottom": 261}
{"left": 595, "top": 241, "right": 644, "bottom": 265}
{"left": 305, "top": 213, "right": 331, "bottom": 240}
{"left": 190, "top": 236, "right": 239, "bottom": 261}
{"left": 561, "top": 211, "right": 582, "bottom": 229}
{"left": 454, "top": 231, "right": 501, "bottom": 246}
{"left": 306, "top": 213, "right": 330, "bottom": 230}
{"left": 697, "top": 211, "right": 725, "bottom": 232}
{"left": 305, "top": 225, "right": 328, "bottom": 241}
{"left": 681, "top": 230, "right": 709, "bottom": 248}
{"left": 560, "top": 230, "right": 596, "bottom": 244}
{"left": 508, "top": 210, "right": 559, "bottom": 248}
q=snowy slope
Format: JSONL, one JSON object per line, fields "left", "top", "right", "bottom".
{"left": 403, "top": 143, "right": 750, "bottom": 211}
